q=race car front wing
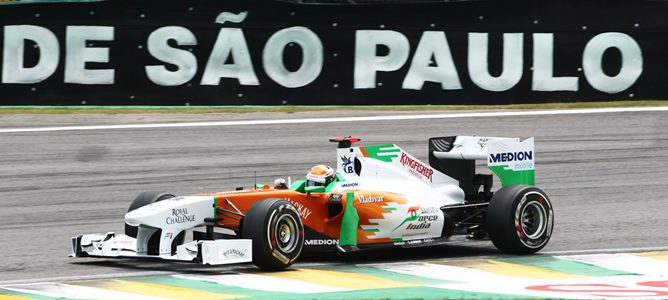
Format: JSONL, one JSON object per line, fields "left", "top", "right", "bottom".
{"left": 70, "top": 232, "right": 252, "bottom": 265}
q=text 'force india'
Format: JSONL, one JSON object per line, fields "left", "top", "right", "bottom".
{"left": 71, "top": 136, "right": 554, "bottom": 270}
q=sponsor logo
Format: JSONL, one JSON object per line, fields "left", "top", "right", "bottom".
{"left": 526, "top": 279, "right": 668, "bottom": 298}
{"left": 341, "top": 155, "right": 354, "bottom": 173}
{"left": 406, "top": 222, "right": 432, "bottom": 230}
{"left": 287, "top": 199, "right": 312, "bottom": 219}
{"left": 222, "top": 248, "right": 246, "bottom": 258}
{"left": 113, "top": 239, "right": 134, "bottom": 245}
{"left": 305, "top": 239, "right": 338, "bottom": 246}
{"left": 393, "top": 238, "right": 435, "bottom": 246}
{"left": 165, "top": 208, "right": 196, "bottom": 224}
{"left": 341, "top": 182, "right": 359, "bottom": 188}
{"left": 399, "top": 152, "right": 434, "bottom": 182}
{"left": 477, "top": 137, "right": 492, "bottom": 148}
{"left": 163, "top": 232, "right": 173, "bottom": 240}
{"left": 393, "top": 206, "right": 440, "bottom": 232}
{"left": 358, "top": 194, "right": 384, "bottom": 204}
{"left": 329, "top": 194, "right": 343, "bottom": 202}
{"left": 489, "top": 151, "right": 533, "bottom": 163}
{"left": 272, "top": 249, "right": 290, "bottom": 264}
{"left": 421, "top": 207, "right": 439, "bottom": 214}
{"left": 392, "top": 206, "right": 420, "bottom": 231}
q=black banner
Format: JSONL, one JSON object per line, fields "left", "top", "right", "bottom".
{"left": 0, "top": 0, "right": 665, "bottom": 105}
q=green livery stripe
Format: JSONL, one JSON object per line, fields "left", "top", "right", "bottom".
{"left": 363, "top": 228, "right": 380, "bottom": 232}
{"left": 496, "top": 256, "right": 638, "bottom": 276}
{"left": 488, "top": 165, "right": 535, "bottom": 186}
{"left": 362, "top": 144, "right": 400, "bottom": 162}
{"left": 338, "top": 192, "right": 359, "bottom": 247}
{"left": 392, "top": 215, "right": 418, "bottom": 232}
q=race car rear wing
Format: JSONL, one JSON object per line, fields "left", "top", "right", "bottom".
{"left": 429, "top": 136, "right": 535, "bottom": 198}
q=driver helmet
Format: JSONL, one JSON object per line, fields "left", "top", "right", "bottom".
{"left": 306, "top": 165, "right": 335, "bottom": 187}
{"left": 274, "top": 178, "right": 288, "bottom": 189}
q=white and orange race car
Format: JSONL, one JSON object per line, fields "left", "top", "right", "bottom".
{"left": 71, "top": 136, "right": 554, "bottom": 270}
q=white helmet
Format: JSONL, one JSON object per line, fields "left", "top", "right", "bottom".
{"left": 274, "top": 178, "right": 288, "bottom": 189}
{"left": 306, "top": 165, "right": 335, "bottom": 187}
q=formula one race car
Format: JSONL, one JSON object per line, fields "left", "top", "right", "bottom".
{"left": 71, "top": 136, "right": 554, "bottom": 270}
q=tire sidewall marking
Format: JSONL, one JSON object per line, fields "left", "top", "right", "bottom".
{"left": 514, "top": 191, "right": 553, "bottom": 249}
{"left": 266, "top": 202, "right": 304, "bottom": 263}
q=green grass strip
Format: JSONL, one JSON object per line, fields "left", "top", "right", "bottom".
{"left": 0, "top": 100, "right": 667, "bottom": 114}
{"left": 496, "top": 255, "right": 637, "bottom": 277}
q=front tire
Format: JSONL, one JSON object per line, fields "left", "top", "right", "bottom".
{"left": 242, "top": 199, "right": 304, "bottom": 270}
{"left": 125, "top": 191, "right": 183, "bottom": 255}
{"left": 125, "top": 191, "right": 175, "bottom": 238}
{"left": 487, "top": 185, "right": 554, "bottom": 254}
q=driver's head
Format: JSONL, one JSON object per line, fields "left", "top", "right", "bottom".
{"left": 306, "top": 165, "right": 335, "bottom": 188}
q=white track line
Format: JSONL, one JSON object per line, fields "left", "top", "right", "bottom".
{"left": 558, "top": 253, "right": 668, "bottom": 276}
{"left": 0, "top": 271, "right": 173, "bottom": 286}
{"left": 175, "top": 273, "right": 350, "bottom": 293}
{"left": 2, "top": 283, "right": 169, "bottom": 300}
{"left": 1, "top": 107, "right": 666, "bottom": 133}
{"left": 373, "top": 262, "right": 512, "bottom": 283}
{"left": 543, "top": 246, "right": 668, "bottom": 256}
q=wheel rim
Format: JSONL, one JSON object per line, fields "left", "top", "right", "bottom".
{"left": 520, "top": 201, "right": 547, "bottom": 239}
{"left": 274, "top": 214, "right": 299, "bottom": 253}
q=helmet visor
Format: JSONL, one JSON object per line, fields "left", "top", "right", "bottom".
{"left": 306, "top": 180, "right": 325, "bottom": 188}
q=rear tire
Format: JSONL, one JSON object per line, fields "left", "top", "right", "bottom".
{"left": 486, "top": 185, "right": 554, "bottom": 254}
{"left": 125, "top": 191, "right": 183, "bottom": 255}
{"left": 242, "top": 199, "right": 304, "bottom": 270}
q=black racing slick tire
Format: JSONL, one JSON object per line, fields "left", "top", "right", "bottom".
{"left": 241, "top": 199, "right": 305, "bottom": 270}
{"left": 124, "top": 191, "right": 175, "bottom": 238}
{"left": 486, "top": 185, "right": 554, "bottom": 254}
{"left": 124, "top": 191, "right": 184, "bottom": 255}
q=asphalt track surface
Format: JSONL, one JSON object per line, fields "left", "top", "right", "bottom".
{"left": 0, "top": 109, "right": 667, "bottom": 283}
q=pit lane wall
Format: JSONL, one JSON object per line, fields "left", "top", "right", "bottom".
{"left": 0, "top": 0, "right": 664, "bottom": 105}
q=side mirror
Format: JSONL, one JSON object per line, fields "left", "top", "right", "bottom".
{"left": 305, "top": 186, "right": 326, "bottom": 193}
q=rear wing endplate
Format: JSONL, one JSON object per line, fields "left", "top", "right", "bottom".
{"left": 430, "top": 136, "right": 535, "bottom": 186}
